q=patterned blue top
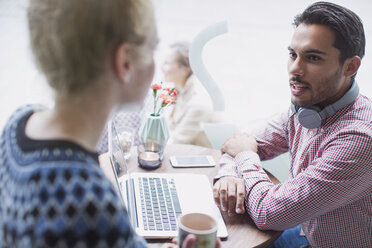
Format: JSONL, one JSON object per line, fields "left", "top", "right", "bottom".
{"left": 0, "top": 105, "right": 147, "bottom": 248}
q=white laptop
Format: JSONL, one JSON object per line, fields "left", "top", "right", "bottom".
{"left": 108, "top": 120, "right": 228, "bottom": 239}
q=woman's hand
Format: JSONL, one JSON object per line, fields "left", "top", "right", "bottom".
{"left": 162, "top": 234, "right": 221, "bottom": 248}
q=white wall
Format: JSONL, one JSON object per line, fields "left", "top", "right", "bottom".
{"left": 1, "top": 0, "right": 371, "bottom": 131}
{"left": 0, "top": 0, "right": 53, "bottom": 130}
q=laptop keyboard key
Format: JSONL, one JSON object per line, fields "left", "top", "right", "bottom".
{"left": 138, "top": 176, "right": 182, "bottom": 233}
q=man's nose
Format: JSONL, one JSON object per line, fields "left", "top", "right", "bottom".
{"left": 288, "top": 58, "right": 304, "bottom": 77}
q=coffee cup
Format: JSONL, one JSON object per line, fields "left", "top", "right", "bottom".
{"left": 178, "top": 213, "right": 217, "bottom": 248}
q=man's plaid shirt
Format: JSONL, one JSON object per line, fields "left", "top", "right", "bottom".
{"left": 216, "top": 94, "right": 372, "bottom": 247}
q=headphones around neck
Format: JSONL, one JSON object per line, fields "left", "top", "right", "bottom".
{"left": 291, "top": 81, "right": 359, "bottom": 129}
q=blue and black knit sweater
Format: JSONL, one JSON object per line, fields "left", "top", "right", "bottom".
{"left": 0, "top": 105, "right": 147, "bottom": 248}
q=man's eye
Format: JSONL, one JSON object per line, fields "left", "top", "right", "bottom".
{"left": 289, "top": 52, "right": 297, "bottom": 59}
{"left": 308, "top": 55, "right": 321, "bottom": 61}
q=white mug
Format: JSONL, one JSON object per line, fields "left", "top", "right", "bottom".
{"left": 178, "top": 213, "right": 217, "bottom": 248}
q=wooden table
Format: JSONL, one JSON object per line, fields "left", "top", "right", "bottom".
{"left": 99, "top": 144, "right": 282, "bottom": 248}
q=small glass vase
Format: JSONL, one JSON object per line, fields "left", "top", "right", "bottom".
{"left": 138, "top": 114, "right": 169, "bottom": 168}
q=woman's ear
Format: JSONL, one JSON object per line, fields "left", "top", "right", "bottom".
{"left": 114, "top": 43, "right": 132, "bottom": 83}
{"left": 343, "top": 56, "right": 361, "bottom": 78}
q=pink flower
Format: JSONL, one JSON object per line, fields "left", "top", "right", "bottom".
{"left": 150, "top": 82, "right": 178, "bottom": 116}
{"left": 159, "top": 93, "right": 169, "bottom": 100}
{"left": 159, "top": 94, "right": 173, "bottom": 103}
{"left": 169, "top": 89, "right": 178, "bottom": 98}
{"left": 151, "top": 84, "right": 162, "bottom": 90}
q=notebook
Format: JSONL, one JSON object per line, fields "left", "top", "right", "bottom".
{"left": 108, "top": 120, "right": 228, "bottom": 239}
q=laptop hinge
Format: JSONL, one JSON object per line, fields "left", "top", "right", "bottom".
{"left": 126, "top": 178, "right": 139, "bottom": 228}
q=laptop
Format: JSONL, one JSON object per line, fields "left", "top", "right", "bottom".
{"left": 108, "top": 120, "right": 228, "bottom": 239}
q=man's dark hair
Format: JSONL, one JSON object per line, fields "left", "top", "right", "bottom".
{"left": 293, "top": 1, "right": 365, "bottom": 65}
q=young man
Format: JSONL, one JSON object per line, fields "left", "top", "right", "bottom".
{"left": 0, "top": 0, "right": 200, "bottom": 247}
{"left": 213, "top": 2, "right": 371, "bottom": 247}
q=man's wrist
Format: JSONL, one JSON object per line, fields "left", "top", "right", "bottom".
{"left": 235, "top": 150, "right": 260, "bottom": 162}
{"left": 213, "top": 174, "right": 239, "bottom": 185}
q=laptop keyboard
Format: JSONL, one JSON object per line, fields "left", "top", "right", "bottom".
{"left": 138, "top": 177, "right": 182, "bottom": 231}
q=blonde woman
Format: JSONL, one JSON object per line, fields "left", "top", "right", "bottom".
{"left": 0, "top": 0, "right": 202, "bottom": 247}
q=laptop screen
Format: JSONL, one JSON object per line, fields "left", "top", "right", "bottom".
{"left": 108, "top": 120, "right": 129, "bottom": 177}
{"left": 108, "top": 120, "right": 134, "bottom": 200}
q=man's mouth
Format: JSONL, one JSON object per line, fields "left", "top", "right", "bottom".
{"left": 290, "top": 81, "right": 310, "bottom": 96}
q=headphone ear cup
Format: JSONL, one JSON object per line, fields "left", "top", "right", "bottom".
{"left": 298, "top": 108, "right": 322, "bottom": 129}
{"left": 291, "top": 82, "right": 359, "bottom": 129}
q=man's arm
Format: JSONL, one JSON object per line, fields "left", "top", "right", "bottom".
{"left": 213, "top": 133, "right": 257, "bottom": 216}
{"left": 213, "top": 111, "right": 292, "bottom": 216}
{"left": 253, "top": 111, "right": 291, "bottom": 161}
{"left": 235, "top": 128, "right": 372, "bottom": 230}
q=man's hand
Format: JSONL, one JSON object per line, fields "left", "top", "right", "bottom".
{"left": 213, "top": 176, "right": 246, "bottom": 216}
{"left": 221, "top": 133, "right": 257, "bottom": 157}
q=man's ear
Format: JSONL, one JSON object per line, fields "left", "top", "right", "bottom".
{"left": 114, "top": 43, "right": 131, "bottom": 83}
{"left": 343, "top": 56, "right": 361, "bottom": 78}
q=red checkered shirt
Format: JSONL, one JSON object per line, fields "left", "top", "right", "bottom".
{"left": 215, "top": 94, "right": 372, "bottom": 247}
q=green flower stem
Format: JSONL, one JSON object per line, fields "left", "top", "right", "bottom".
{"left": 156, "top": 102, "right": 167, "bottom": 116}
{"left": 152, "top": 89, "right": 157, "bottom": 115}
{"left": 159, "top": 103, "right": 172, "bottom": 115}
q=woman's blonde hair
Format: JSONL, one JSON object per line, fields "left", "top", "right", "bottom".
{"left": 28, "top": 0, "right": 154, "bottom": 96}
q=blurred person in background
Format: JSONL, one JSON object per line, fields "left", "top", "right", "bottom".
{"left": 162, "top": 42, "right": 218, "bottom": 148}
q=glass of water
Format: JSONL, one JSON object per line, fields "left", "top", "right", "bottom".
{"left": 115, "top": 126, "right": 134, "bottom": 160}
